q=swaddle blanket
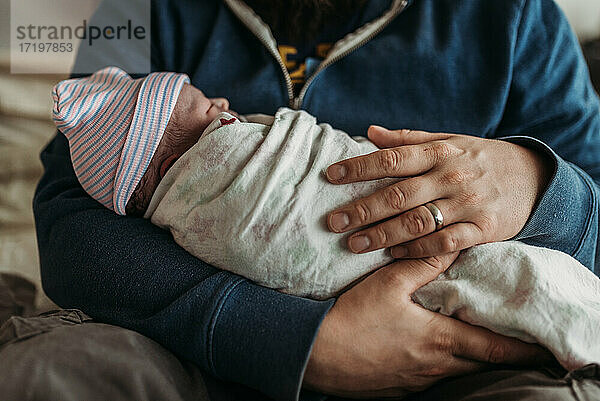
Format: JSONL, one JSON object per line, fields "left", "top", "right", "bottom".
{"left": 147, "top": 107, "right": 600, "bottom": 370}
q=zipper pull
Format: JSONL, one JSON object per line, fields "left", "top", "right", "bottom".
{"left": 292, "top": 97, "right": 301, "bottom": 110}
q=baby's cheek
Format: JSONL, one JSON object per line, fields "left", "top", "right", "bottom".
{"left": 206, "top": 108, "right": 220, "bottom": 121}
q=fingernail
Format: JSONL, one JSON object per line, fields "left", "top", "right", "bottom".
{"left": 329, "top": 212, "right": 350, "bottom": 232}
{"left": 391, "top": 246, "right": 407, "bottom": 258}
{"left": 349, "top": 235, "right": 371, "bottom": 252}
{"left": 327, "top": 164, "right": 346, "bottom": 181}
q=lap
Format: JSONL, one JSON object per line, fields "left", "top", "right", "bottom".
{"left": 403, "top": 365, "right": 600, "bottom": 401}
{"left": 2, "top": 310, "right": 599, "bottom": 401}
{"left": 0, "top": 310, "right": 212, "bottom": 401}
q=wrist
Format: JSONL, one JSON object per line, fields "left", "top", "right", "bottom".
{"left": 303, "top": 312, "right": 334, "bottom": 392}
{"left": 516, "top": 142, "right": 554, "bottom": 203}
{"left": 303, "top": 302, "right": 351, "bottom": 394}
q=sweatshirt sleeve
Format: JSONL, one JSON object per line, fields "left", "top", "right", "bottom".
{"left": 34, "top": 124, "right": 334, "bottom": 401}
{"left": 494, "top": 0, "right": 600, "bottom": 275}
{"left": 34, "top": 3, "right": 334, "bottom": 401}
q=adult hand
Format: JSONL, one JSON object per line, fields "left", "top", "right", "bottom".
{"left": 325, "top": 126, "right": 553, "bottom": 258}
{"left": 303, "top": 254, "right": 551, "bottom": 398}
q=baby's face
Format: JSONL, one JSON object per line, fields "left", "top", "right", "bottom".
{"left": 201, "top": 95, "right": 230, "bottom": 120}
{"left": 188, "top": 85, "right": 237, "bottom": 133}
{"left": 125, "top": 84, "right": 236, "bottom": 216}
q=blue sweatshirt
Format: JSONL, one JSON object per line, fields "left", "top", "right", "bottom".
{"left": 33, "top": 0, "right": 600, "bottom": 400}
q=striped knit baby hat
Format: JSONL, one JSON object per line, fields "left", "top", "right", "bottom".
{"left": 52, "top": 67, "right": 190, "bottom": 215}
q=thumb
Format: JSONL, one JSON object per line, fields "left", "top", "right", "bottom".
{"left": 390, "top": 253, "right": 459, "bottom": 294}
{"left": 367, "top": 126, "right": 452, "bottom": 148}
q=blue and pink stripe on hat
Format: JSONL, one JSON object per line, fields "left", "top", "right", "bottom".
{"left": 52, "top": 67, "right": 190, "bottom": 215}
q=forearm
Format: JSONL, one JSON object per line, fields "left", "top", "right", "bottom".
{"left": 504, "top": 136, "right": 600, "bottom": 274}
{"left": 34, "top": 133, "right": 334, "bottom": 401}
{"left": 491, "top": 0, "right": 600, "bottom": 274}
{"left": 35, "top": 0, "right": 326, "bottom": 396}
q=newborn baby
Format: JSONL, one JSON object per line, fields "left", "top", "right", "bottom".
{"left": 53, "top": 67, "right": 600, "bottom": 371}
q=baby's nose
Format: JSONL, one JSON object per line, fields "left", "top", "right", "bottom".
{"left": 211, "top": 98, "right": 229, "bottom": 111}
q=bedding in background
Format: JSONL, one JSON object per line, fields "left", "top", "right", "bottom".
{"left": 0, "top": 63, "right": 62, "bottom": 311}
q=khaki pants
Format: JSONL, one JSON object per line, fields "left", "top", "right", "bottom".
{"left": 1, "top": 309, "right": 600, "bottom": 401}
{"left": 1, "top": 272, "right": 599, "bottom": 401}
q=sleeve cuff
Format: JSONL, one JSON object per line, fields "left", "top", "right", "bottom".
{"left": 500, "top": 135, "right": 595, "bottom": 259}
{"left": 209, "top": 279, "right": 335, "bottom": 401}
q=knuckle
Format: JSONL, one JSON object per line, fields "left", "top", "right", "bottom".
{"left": 435, "top": 326, "right": 455, "bottom": 353}
{"left": 458, "top": 191, "right": 482, "bottom": 206}
{"left": 442, "top": 169, "right": 471, "bottom": 186}
{"left": 485, "top": 342, "right": 508, "bottom": 364}
{"left": 423, "top": 255, "right": 447, "bottom": 271}
{"left": 403, "top": 212, "right": 428, "bottom": 236}
{"left": 431, "top": 143, "right": 453, "bottom": 162}
{"left": 353, "top": 202, "right": 371, "bottom": 224}
{"left": 385, "top": 185, "right": 407, "bottom": 210}
{"left": 379, "top": 149, "right": 403, "bottom": 173}
{"left": 355, "top": 158, "right": 367, "bottom": 178}
{"left": 440, "top": 233, "right": 460, "bottom": 253}
{"left": 373, "top": 225, "right": 389, "bottom": 245}
{"left": 477, "top": 214, "right": 497, "bottom": 234}
{"left": 409, "top": 240, "right": 427, "bottom": 257}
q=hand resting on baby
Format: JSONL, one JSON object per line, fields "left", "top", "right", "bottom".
{"left": 53, "top": 68, "right": 600, "bottom": 375}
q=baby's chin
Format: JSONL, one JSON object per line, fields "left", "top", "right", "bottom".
{"left": 198, "top": 109, "right": 240, "bottom": 139}
{"left": 224, "top": 109, "right": 241, "bottom": 119}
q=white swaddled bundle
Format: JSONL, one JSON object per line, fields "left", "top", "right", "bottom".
{"left": 146, "top": 108, "right": 600, "bottom": 370}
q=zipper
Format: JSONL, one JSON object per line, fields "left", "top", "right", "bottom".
{"left": 295, "top": 0, "right": 409, "bottom": 109}
{"left": 223, "top": 0, "right": 296, "bottom": 105}
{"left": 224, "top": 0, "right": 409, "bottom": 110}
{"left": 251, "top": 31, "right": 296, "bottom": 108}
